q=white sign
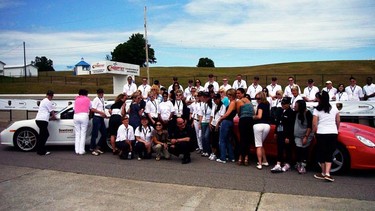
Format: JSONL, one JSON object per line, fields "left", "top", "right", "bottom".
{"left": 90, "top": 61, "right": 140, "bottom": 76}
{"left": 306, "top": 101, "right": 375, "bottom": 117}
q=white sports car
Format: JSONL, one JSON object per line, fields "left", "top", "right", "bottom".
{"left": 0, "top": 104, "right": 111, "bottom": 151}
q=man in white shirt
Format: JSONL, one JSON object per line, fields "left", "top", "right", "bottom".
{"left": 116, "top": 116, "right": 135, "bottom": 159}
{"left": 184, "top": 79, "right": 195, "bottom": 99}
{"left": 232, "top": 74, "right": 247, "bottom": 90}
{"left": 219, "top": 77, "right": 232, "bottom": 92}
{"left": 345, "top": 76, "right": 363, "bottom": 101}
{"left": 145, "top": 91, "right": 159, "bottom": 125}
{"left": 266, "top": 77, "right": 282, "bottom": 100}
{"left": 247, "top": 76, "right": 263, "bottom": 100}
{"left": 284, "top": 76, "right": 301, "bottom": 98}
{"left": 138, "top": 77, "right": 151, "bottom": 100}
{"left": 123, "top": 76, "right": 137, "bottom": 97}
{"left": 303, "top": 79, "right": 320, "bottom": 102}
{"left": 204, "top": 74, "right": 219, "bottom": 93}
{"left": 363, "top": 77, "right": 375, "bottom": 101}
{"left": 322, "top": 81, "right": 337, "bottom": 101}
{"left": 90, "top": 88, "right": 108, "bottom": 155}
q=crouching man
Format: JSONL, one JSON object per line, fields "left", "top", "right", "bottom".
{"left": 168, "top": 117, "right": 196, "bottom": 164}
{"left": 115, "top": 115, "right": 135, "bottom": 159}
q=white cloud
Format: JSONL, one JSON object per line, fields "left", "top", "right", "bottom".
{"left": 151, "top": 0, "right": 375, "bottom": 50}
{"left": 0, "top": 0, "right": 24, "bottom": 9}
{"left": 0, "top": 30, "right": 133, "bottom": 67}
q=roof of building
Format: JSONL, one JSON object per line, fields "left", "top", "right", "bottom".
{"left": 75, "top": 60, "right": 90, "bottom": 67}
{"left": 0, "top": 61, "right": 6, "bottom": 65}
{"left": 4, "top": 64, "right": 37, "bottom": 69}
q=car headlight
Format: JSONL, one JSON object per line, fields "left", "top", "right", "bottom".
{"left": 356, "top": 135, "right": 375, "bottom": 147}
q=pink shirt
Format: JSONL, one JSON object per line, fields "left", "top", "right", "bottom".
{"left": 74, "top": 95, "right": 91, "bottom": 114}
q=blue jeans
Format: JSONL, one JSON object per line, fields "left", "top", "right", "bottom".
{"left": 90, "top": 116, "right": 107, "bottom": 150}
{"left": 219, "top": 120, "right": 234, "bottom": 161}
{"left": 201, "top": 123, "right": 211, "bottom": 154}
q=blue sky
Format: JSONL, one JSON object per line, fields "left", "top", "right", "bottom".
{"left": 0, "top": 0, "right": 374, "bottom": 70}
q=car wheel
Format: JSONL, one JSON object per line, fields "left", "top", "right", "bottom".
{"left": 13, "top": 128, "right": 38, "bottom": 152}
{"left": 330, "top": 144, "right": 350, "bottom": 174}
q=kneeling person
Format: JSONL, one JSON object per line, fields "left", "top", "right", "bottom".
{"left": 115, "top": 115, "right": 135, "bottom": 159}
{"left": 151, "top": 120, "right": 171, "bottom": 160}
{"left": 169, "top": 117, "right": 196, "bottom": 164}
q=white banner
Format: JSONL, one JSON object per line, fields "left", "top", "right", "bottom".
{"left": 90, "top": 61, "right": 140, "bottom": 76}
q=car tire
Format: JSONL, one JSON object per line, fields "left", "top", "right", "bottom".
{"left": 330, "top": 144, "right": 350, "bottom": 174}
{"left": 312, "top": 143, "right": 350, "bottom": 174}
{"left": 13, "top": 128, "right": 38, "bottom": 152}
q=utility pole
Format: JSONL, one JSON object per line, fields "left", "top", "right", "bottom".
{"left": 144, "top": 6, "right": 150, "bottom": 84}
{"left": 23, "top": 41, "right": 27, "bottom": 79}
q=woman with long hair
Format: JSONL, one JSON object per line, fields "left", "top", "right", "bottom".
{"left": 294, "top": 100, "right": 314, "bottom": 174}
{"left": 151, "top": 120, "right": 171, "bottom": 160}
{"left": 216, "top": 88, "right": 237, "bottom": 164}
{"left": 209, "top": 93, "right": 226, "bottom": 161}
{"left": 108, "top": 93, "right": 127, "bottom": 154}
{"left": 236, "top": 88, "right": 254, "bottom": 166}
{"left": 313, "top": 91, "right": 340, "bottom": 182}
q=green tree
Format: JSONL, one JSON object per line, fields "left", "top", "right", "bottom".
{"left": 197, "top": 57, "right": 215, "bottom": 67}
{"left": 32, "top": 56, "right": 55, "bottom": 72}
{"left": 111, "top": 33, "right": 156, "bottom": 67}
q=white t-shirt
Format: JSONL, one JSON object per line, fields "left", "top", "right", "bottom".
{"left": 246, "top": 83, "right": 263, "bottom": 99}
{"left": 313, "top": 106, "right": 339, "bottom": 134}
{"left": 335, "top": 92, "right": 349, "bottom": 101}
{"left": 266, "top": 84, "right": 282, "bottom": 98}
{"left": 204, "top": 81, "right": 219, "bottom": 93}
{"left": 291, "top": 95, "right": 303, "bottom": 110}
{"left": 116, "top": 124, "right": 135, "bottom": 142}
{"left": 184, "top": 86, "right": 194, "bottom": 98}
{"left": 168, "top": 84, "right": 184, "bottom": 94}
{"left": 232, "top": 80, "right": 247, "bottom": 90}
{"left": 303, "top": 86, "right": 320, "bottom": 101}
{"left": 135, "top": 125, "right": 154, "bottom": 142}
{"left": 123, "top": 83, "right": 137, "bottom": 96}
{"left": 210, "top": 103, "right": 226, "bottom": 126}
{"left": 198, "top": 102, "right": 212, "bottom": 123}
{"left": 35, "top": 98, "right": 54, "bottom": 122}
{"left": 138, "top": 84, "right": 151, "bottom": 99}
{"left": 363, "top": 83, "right": 375, "bottom": 101}
{"left": 345, "top": 85, "right": 363, "bottom": 101}
{"left": 191, "top": 101, "right": 201, "bottom": 121}
{"left": 219, "top": 84, "right": 232, "bottom": 92}
{"left": 145, "top": 99, "right": 159, "bottom": 118}
{"left": 92, "top": 96, "right": 105, "bottom": 117}
{"left": 284, "top": 84, "right": 301, "bottom": 98}
{"left": 322, "top": 87, "right": 337, "bottom": 101}
{"left": 158, "top": 101, "right": 175, "bottom": 121}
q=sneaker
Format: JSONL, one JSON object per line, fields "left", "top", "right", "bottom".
{"left": 216, "top": 159, "right": 226, "bottom": 164}
{"left": 282, "top": 163, "right": 290, "bottom": 172}
{"left": 298, "top": 165, "right": 306, "bottom": 174}
{"left": 209, "top": 154, "right": 217, "bottom": 161}
{"left": 95, "top": 148, "right": 104, "bottom": 154}
{"left": 314, "top": 173, "right": 326, "bottom": 180}
{"left": 257, "top": 162, "right": 269, "bottom": 167}
{"left": 156, "top": 156, "right": 161, "bottom": 161}
{"left": 231, "top": 159, "right": 235, "bottom": 163}
{"left": 324, "top": 175, "right": 335, "bottom": 182}
{"left": 201, "top": 152, "right": 209, "bottom": 157}
{"left": 256, "top": 164, "right": 262, "bottom": 170}
{"left": 137, "top": 157, "right": 142, "bottom": 161}
{"left": 91, "top": 151, "right": 100, "bottom": 156}
{"left": 196, "top": 149, "right": 202, "bottom": 154}
{"left": 271, "top": 164, "right": 283, "bottom": 173}
{"left": 127, "top": 152, "right": 132, "bottom": 160}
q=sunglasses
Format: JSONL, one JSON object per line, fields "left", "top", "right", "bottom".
{"left": 156, "top": 124, "right": 162, "bottom": 126}
{"left": 255, "top": 98, "right": 261, "bottom": 100}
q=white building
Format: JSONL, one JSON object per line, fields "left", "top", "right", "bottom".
{"left": 0, "top": 61, "right": 5, "bottom": 75}
{"left": 3, "top": 64, "right": 38, "bottom": 77}
{"left": 73, "top": 58, "right": 91, "bottom": 75}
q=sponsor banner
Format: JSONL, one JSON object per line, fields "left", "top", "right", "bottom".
{"left": 90, "top": 61, "right": 140, "bottom": 76}
{"left": 306, "top": 101, "right": 375, "bottom": 117}
{"left": 0, "top": 99, "right": 73, "bottom": 111}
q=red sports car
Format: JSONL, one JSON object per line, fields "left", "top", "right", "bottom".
{"left": 233, "top": 117, "right": 375, "bottom": 173}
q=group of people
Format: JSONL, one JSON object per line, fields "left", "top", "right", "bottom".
{"left": 34, "top": 74, "right": 373, "bottom": 181}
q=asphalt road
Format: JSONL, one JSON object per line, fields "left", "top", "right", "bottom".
{"left": 0, "top": 144, "right": 374, "bottom": 202}
{"left": 1, "top": 110, "right": 374, "bottom": 203}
